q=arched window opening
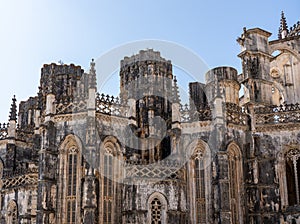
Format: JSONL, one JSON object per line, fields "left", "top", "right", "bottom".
{"left": 286, "top": 148, "right": 300, "bottom": 205}
{"left": 100, "top": 137, "right": 122, "bottom": 224}
{"left": 150, "top": 197, "right": 162, "bottom": 224}
{"left": 194, "top": 149, "right": 206, "bottom": 224}
{"left": 103, "top": 153, "right": 113, "bottom": 224}
{"left": 228, "top": 149, "right": 240, "bottom": 223}
{"left": 66, "top": 147, "right": 79, "bottom": 224}
{"left": 147, "top": 193, "right": 167, "bottom": 224}
{"left": 58, "top": 135, "right": 82, "bottom": 224}
{"left": 7, "top": 201, "right": 18, "bottom": 224}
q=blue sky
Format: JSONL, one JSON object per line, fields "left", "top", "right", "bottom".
{"left": 0, "top": 0, "right": 299, "bottom": 121}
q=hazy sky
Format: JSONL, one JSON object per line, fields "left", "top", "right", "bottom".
{"left": 0, "top": 0, "right": 299, "bottom": 122}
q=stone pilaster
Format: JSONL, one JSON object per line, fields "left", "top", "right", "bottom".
{"left": 217, "top": 152, "right": 231, "bottom": 224}
{"left": 36, "top": 121, "right": 57, "bottom": 223}
{"left": 82, "top": 174, "right": 97, "bottom": 224}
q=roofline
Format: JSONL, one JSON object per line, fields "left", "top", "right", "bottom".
{"left": 269, "top": 35, "right": 300, "bottom": 45}
{"left": 246, "top": 28, "right": 272, "bottom": 37}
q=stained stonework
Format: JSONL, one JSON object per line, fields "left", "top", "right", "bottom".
{"left": 0, "top": 13, "right": 300, "bottom": 224}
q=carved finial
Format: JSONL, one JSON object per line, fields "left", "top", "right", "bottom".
{"left": 90, "top": 58, "right": 95, "bottom": 72}
{"left": 89, "top": 58, "right": 97, "bottom": 89}
{"left": 279, "top": 11, "right": 289, "bottom": 39}
{"left": 9, "top": 95, "right": 17, "bottom": 121}
{"left": 287, "top": 20, "right": 300, "bottom": 37}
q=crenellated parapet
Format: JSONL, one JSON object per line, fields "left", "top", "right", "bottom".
{"left": 120, "top": 49, "right": 171, "bottom": 67}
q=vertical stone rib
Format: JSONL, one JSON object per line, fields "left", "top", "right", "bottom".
{"left": 293, "top": 157, "right": 300, "bottom": 204}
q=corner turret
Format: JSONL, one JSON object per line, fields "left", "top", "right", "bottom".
{"left": 237, "top": 27, "right": 274, "bottom": 106}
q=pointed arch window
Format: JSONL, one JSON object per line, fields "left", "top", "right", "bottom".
{"left": 286, "top": 148, "right": 300, "bottom": 205}
{"left": 100, "top": 137, "right": 122, "bottom": 224}
{"left": 103, "top": 152, "right": 114, "bottom": 224}
{"left": 66, "top": 147, "right": 79, "bottom": 224}
{"left": 193, "top": 149, "right": 206, "bottom": 223}
{"left": 147, "top": 193, "right": 167, "bottom": 224}
{"left": 58, "top": 136, "right": 82, "bottom": 224}
{"left": 227, "top": 143, "right": 243, "bottom": 223}
{"left": 228, "top": 150, "right": 239, "bottom": 223}
{"left": 7, "top": 200, "right": 18, "bottom": 224}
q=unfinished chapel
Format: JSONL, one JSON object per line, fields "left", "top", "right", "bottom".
{"left": 0, "top": 13, "right": 300, "bottom": 224}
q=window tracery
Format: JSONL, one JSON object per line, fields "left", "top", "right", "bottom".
{"left": 193, "top": 149, "right": 206, "bottom": 224}
{"left": 150, "top": 197, "right": 162, "bottom": 224}
{"left": 66, "top": 147, "right": 78, "bottom": 224}
{"left": 228, "top": 147, "right": 241, "bottom": 223}
{"left": 103, "top": 153, "right": 113, "bottom": 224}
{"left": 147, "top": 193, "right": 167, "bottom": 224}
{"left": 100, "top": 137, "right": 121, "bottom": 224}
{"left": 286, "top": 148, "right": 300, "bottom": 205}
{"left": 7, "top": 200, "right": 18, "bottom": 224}
{"left": 58, "top": 135, "right": 82, "bottom": 224}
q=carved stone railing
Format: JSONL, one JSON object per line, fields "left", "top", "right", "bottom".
{"left": 96, "top": 93, "right": 128, "bottom": 117}
{"left": 3, "top": 167, "right": 38, "bottom": 179}
{"left": 180, "top": 104, "right": 190, "bottom": 122}
{"left": 180, "top": 104, "right": 212, "bottom": 123}
{"left": 288, "top": 21, "right": 300, "bottom": 37}
{"left": 225, "top": 102, "right": 248, "bottom": 126}
{"left": 56, "top": 97, "right": 87, "bottom": 114}
{"left": 0, "top": 123, "right": 34, "bottom": 141}
{"left": 0, "top": 123, "right": 8, "bottom": 140}
{"left": 2, "top": 167, "right": 38, "bottom": 189}
{"left": 125, "top": 159, "right": 182, "bottom": 166}
{"left": 16, "top": 126, "right": 34, "bottom": 142}
{"left": 255, "top": 103, "right": 300, "bottom": 125}
{"left": 124, "top": 159, "right": 182, "bottom": 179}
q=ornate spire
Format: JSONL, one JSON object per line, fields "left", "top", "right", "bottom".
{"left": 173, "top": 76, "right": 180, "bottom": 103}
{"left": 279, "top": 11, "right": 289, "bottom": 39}
{"left": 9, "top": 95, "right": 17, "bottom": 121}
{"left": 89, "top": 58, "right": 97, "bottom": 89}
